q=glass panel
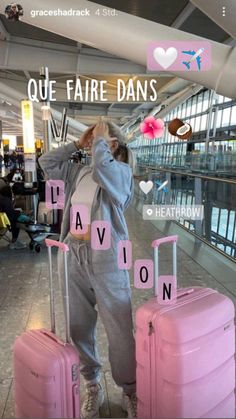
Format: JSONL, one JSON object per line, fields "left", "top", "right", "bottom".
{"left": 185, "top": 100, "right": 192, "bottom": 117}
{"left": 191, "top": 96, "right": 197, "bottom": 114}
{"left": 217, "top": 95, "right": 224, "bottom": 103}
{"left": 202, "top": 91, "right": 210, "bottom": 112}
{"left": 189, "top": 117, "right": 196, "bottom": 132}
{"left": 195, "top": 116, "right": 201, "bottom": 132}
{"left": 182, "top": 102, "right": 187, "bottom": 118}
{"left": 200, "top": 114, "right": 207, "bottom": 131}
{"left": 230, "top": 106, "right": 236, "bottom": 125}
{"left": 222, "top": 107, "right": 231, "bottom": 127}
{"left": 216, "top": 109, "right": 223, "bottom": 128}
{"left": 196, "top": 93, "right": 203, "bottom": 113}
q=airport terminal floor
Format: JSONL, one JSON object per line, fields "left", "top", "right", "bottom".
{"left": 0, "top": 204, "right": 235, "bottom": 419}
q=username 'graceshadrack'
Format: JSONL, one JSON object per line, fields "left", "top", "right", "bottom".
{"left": 30, "top": 8, "right": 91, "bottom": 18}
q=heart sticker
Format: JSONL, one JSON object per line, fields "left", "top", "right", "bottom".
{"left": 139, "top": 181, "right": 153, "bottom": 195}
{"left": 153, "top": 47, "right": 178, "bottom": 69}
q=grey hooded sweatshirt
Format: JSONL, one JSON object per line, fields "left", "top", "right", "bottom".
{"left": 39, "top": 137, "right": 134, "bottom": 274}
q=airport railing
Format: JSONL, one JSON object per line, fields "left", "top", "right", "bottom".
{"left": 135, "top": 150, "right": 236, "bottom": 175}
{"left": 134, "top": 165, "right": 236, "bottom": 261}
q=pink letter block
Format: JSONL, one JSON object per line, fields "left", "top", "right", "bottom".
{"left": 134, "top": 259, "right": 154, "bottom": 289}
{"left": 46, "top": 180, "right": 65, "bottom": 209}
{"left": 117, "top": 240, "right": 132, "bottom": 270}
{"left": 91, "top": 221, "right": 111, "bottom": 250}
{"left": 158, "top": 275, "right": 177, "bottom": 305}
{"left": 70, "top": 205, "right": 89, "bottom": 235}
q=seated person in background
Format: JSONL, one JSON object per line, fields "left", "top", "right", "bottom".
{"left": 0, "top": 175, "right": 27, "bottom": 249}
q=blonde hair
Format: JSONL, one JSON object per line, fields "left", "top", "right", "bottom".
{"left": 106, "top": 121, "right": 126, "bottom": 143}
{"left": 106, "top": 121, "right": 136, "bottom": 173}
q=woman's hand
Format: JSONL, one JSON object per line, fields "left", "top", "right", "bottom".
{"left": 93, "top": 120, "right": 109, "bottom": 141}
{"left": 76, "top": 125, "right": 95, "bottom": 149}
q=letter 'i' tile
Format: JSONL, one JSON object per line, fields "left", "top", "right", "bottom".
{"left": 117, "top": 240, "right": 132, "bottom": 270}
{"left": 45, "top": 180, "right": 65, "bottom": 209}
{"left": 134, "top": 259, "right": 154, "bottom": 289}
{"left": 91, "top": 221, "right": 111, "bottom": 250}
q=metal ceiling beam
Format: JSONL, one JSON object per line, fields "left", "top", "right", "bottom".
{"left": 0, "top": 37, "right": 146, "bottom": 74}
{"left": 24, "top": 71, "right": 31, "bottom": 80}
{"left": 171, "top": 2, "right": 195, "bottom": 28}
{"left": 20, "top": 0, "right": 236, "bottom": 98}
{"left": 190, "top": 0, "right": 236, "bottom": 39}
{"left": 0, "top": 82, "right": 87, "bottom": 136}
{"left": 0, "top": 19, "right": 10, "bottom": 41}
{"left": 224, "top": 37, "right": 236, "bottom": 47}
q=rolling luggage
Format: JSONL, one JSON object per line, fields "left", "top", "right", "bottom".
{"left": 136, "top": 235, "right": 235, "bottom": 418}
{"left": 38, "top": 202, "right": 58, "bottom": 225}
{"left": 13, "top": 239, "right": 80, "bottom": 418}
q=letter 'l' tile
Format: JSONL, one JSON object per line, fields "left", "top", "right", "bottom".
{"left": 45, "top": 180, "right": 65, "bottom": 209}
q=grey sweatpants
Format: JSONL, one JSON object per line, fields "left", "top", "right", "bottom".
{"left": 58, "top": 233, "right": 136, "bottom": 395}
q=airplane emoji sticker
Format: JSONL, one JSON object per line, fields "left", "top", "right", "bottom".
{"left": 182, "top": 47, "right": 205, "bottom": 71}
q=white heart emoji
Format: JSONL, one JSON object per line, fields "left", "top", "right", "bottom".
{"left": 139, "top": 181, "right": 153, "bottom": 195}
{"left": 153, "top": 47, "right": 178, "bottom": 69}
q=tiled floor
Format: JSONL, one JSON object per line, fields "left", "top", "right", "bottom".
{"left": 0, "top": 205, "right": 235, "bottom": 418}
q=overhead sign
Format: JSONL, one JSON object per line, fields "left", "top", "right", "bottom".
{"left": 21, "top": 100, "right": 35, "bottom": 154}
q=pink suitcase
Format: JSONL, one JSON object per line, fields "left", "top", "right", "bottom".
{"left": 136, "top": 235, "right": 235, "bottom": 418}
{"left": 13, "top": 239, "right": 80, "bottom": 418}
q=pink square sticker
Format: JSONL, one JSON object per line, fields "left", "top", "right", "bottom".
{"left": 117, "top": 240, "right": 132, "bottom": 270}
{"left": 91, "top": 221, "right": 111, "bottom": 250}
{"left": 70, "top": 205, "right": 89, "bottom": 235}
{"left": 45, "top": 180, "right": 65, "bottom": 209}
{"left": 147, "top": 41, "right": 211, "bottom": 72}
{"left": 134, "top": 259, "right": 154, "bottom": 289}
{"left": 158, "top": 275, "right": 177, "bottom": 305}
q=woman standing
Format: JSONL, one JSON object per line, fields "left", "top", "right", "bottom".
{"left": 39, "top": 120, "right": 137, "bottom": 418}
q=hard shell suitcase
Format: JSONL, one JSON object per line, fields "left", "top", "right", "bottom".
{"left": 136, "top": 235, "right": 235, "bottom": 418}
{"left": 13, "top": 239, "right": 80, "bottom": 418}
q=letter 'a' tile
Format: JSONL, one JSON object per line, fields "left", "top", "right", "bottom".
{"left": 70, "top": 205, "right": 89, "bottom": 234}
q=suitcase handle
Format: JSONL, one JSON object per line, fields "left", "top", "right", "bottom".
{"left": 177, "top": 288, "right": 194, "bottom": 299}
{"left": 45, "top": 238, "right": 69, "bottom": 252}
{"left": 45, "top": 239, "right": 71, "bottom": 344}
{"left": 41, "top": 330, "right": 66, "bottom": 346}
{"left": 152, "top": 235, "right": 178, "bottom": 296}
{"left": 152, "top": 235, "right": 178, "bottom": 248}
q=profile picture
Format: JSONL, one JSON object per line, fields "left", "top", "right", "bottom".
{"left": 5, "top": 3, "right": 23, "bottom": 21}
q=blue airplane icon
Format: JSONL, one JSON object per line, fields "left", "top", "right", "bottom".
{"left": 182, "top": 47, "right": 204, "bottom": 71}
{"left": 154, "top": 180, "right": 168, "bottom": 193}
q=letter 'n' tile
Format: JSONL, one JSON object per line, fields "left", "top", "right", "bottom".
{"left": 158, "top": 275, "right": 177, "bottom": 305}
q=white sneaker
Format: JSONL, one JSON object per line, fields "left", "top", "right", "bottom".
{"left": 9, "top": 240, "right": 27, "bottom": 250}
{"left": 81, "top": 383, "right": 104, "bottom": 419}
{"left": 122, "top": 392, "right": 137, "bottom": 418}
